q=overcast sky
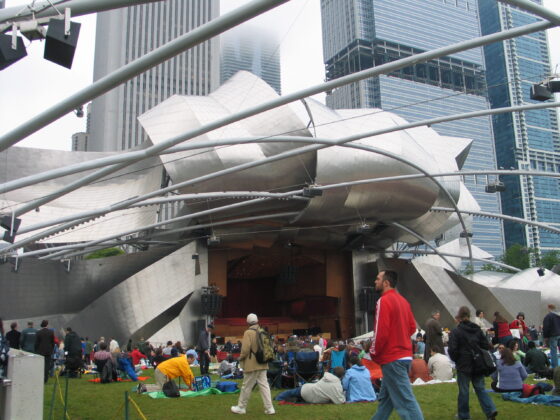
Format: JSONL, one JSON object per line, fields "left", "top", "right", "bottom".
{"left": 0, "top": 0, "right": 559, "bottom": 151}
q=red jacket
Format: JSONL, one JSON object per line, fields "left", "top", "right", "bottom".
{"left": 130, "top": 349, "right": 147, "bottom": 366}
{"left": 370, "top": 289, "right": 416, "bottom": 365}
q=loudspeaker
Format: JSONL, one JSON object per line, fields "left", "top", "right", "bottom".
{"left": 43, "top": 19, "right": 81, "bottom": 69}
{"left": 358, "top": 288, "right": 376, "bottom": 312}
{"left": 530, "top": 84, "right": 552, "bottom": 101}
{"left": 0, "top": 34, "right": 27, "bottom": 70}
{"left": 201, "top": 293, "right": 222, "bottom": 316}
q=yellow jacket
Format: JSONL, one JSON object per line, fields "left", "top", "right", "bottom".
{"left": 157, "top": 356, "right": 194, "bottom": 386}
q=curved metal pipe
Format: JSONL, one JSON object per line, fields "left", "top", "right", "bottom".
{"left": 381, "top": 249, "right": 521, "bottom": 273}
{"left": 431, "top": 207, "right": 560, "bottom": 235}
{"left": 23, "top": 211, "right": 299, "bottom": 260}
{"left": 390, "top": 222, "right": 459, "bottom": 273}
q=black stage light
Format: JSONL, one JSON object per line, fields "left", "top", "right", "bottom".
{"left": 460, "top": 231, "right": 473, "bottom": 238}
{"left": 547, "top": 80, "right": 560, "bottom": 93}
{"left": 0, "top": 34, "right": 27, "bottom": 70}
{"left": 1, "top": 215, "right": 21, "bottom": 234}
{"left": 537, "top": 267, "right": 545, "bottom": 277}
{"left": 44, "top": 18, "right": 81, "bottom": 69}
{"left": 302, "top": 185, "right": 323, "bottom": 197}
{"left": 530, "top": 84, "right": 553, "bottom": 101}
{"left": 207, "top": 235, "right": 221, "bottom": 246}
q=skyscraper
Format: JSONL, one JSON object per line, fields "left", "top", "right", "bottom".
{"left": 89, "top": 0, "right": 220, "bottom": 151}
{"left": 479, "top": 0, "right": 560, "bottom": 257}
{"left": 220, "top": 25, "right": 281, "bottom": 94}
{"left": 320, "top": 0, "right": 505, "bottom": 258}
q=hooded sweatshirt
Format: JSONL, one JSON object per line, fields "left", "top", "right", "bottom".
{"left": 448, "top": 320, "right": 490, "bottom": 375}
{"left": 300, "top": 372, "right": 345, "bottom": 404}
{"left": 342, "top": 365, "right": 377, "bottom": 402}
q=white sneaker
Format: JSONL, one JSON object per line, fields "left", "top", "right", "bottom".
{"left": 231, "top": 406, "right": 246, "bottom": 415}
{"left": 265, "top": 408, "right": 276, "bottom": 415}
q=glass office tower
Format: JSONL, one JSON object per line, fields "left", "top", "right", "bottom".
{"left": 89, "top": 0, "right": 220, "bottom": 151}
{"left": 220, "top": 25, "right": 281, "bottom": 95}
{"left": 479, "top": 0, "right": 560, "bottom": 256}
{"left": 320, "top": 0, "right": 504, "bottom": 258}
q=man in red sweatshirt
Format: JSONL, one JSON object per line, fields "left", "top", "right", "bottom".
{"left": 370, "top": 270, "right": 424, "bottom": 420}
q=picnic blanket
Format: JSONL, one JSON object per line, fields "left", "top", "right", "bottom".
{"left": 147, "top": 386, "right": 239, "bottom": 399}
{"left": 88, "top": 376, "right": 149, "bottom": 383}
{"left": 278, "top": 400, "right": 375, "bottom": 406}
{"left": 412, "top": 378, "right": 456, "bottom": 386}
{"left": 501, "top": 392, "right": 560, "bottom": 407}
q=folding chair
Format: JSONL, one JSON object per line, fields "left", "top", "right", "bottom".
{"left": 293, "top": 351, "right": 321, "bottom": 386}
{"left": 267, "top": 360, "right": 283, "bottom": 388}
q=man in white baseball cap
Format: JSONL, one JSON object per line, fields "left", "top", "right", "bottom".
{"left": 231, "top": 313, "right": 275, "bottom": 415}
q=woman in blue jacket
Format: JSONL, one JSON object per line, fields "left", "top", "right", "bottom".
{"left": 342, "top": 354, "right": 377, "bottom": 402}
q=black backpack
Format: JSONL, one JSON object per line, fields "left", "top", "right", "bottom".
{"left": 162, "top": 380, "right": 180, "bottom": 398}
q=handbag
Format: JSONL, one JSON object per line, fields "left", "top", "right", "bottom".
{"left": 162, "top": 380, "right": 180, "bottom": 398}
{"left": 467, "top": 338, "right": 496, "bottom": 376}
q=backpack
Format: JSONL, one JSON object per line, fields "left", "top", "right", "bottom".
{"left": 162, "top": 380, "right": 180, "bottom": 398}
{"left": 522, "top": 383, "right": 544, "bottom": 398}
{"left": 252, "top": 327, "right": 274, "bottom": 364}
{"left": 216, "top": 381, "right": 238, "bottom": 392}
{"left": 465, "top": 335, "right": 496, "bottom": 376}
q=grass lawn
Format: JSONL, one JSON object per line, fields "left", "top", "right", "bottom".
{"left": 43, "top": 367, "right": 558, "bottom": 420}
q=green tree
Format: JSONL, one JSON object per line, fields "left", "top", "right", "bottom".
{"left": 500, "top": 244, "right": 533, "bottom": 272}
{"left": 539, "top": 250, "right": 560, "bottom": 270}
{"left": 480, "top": 263, "right": 499, "bottom": 272}
{"left": 84, "top": 247, "right": 125, "bottom": 260}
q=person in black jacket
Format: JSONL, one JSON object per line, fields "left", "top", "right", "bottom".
{"left": 5, "top": 322, "right": 21, "bottom": 350}
{"left": 196, "top": 324, "right": 213, "bottom": 375}
{"left": 448, "top": 306, "right": 497, "bottom": 420}
{"left": 543, "top": 303, "right": 560, "bottom": 369}
{"left": 35, "top": 320, "right": 55, "bottom": 383}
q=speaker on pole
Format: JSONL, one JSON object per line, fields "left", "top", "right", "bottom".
{"left": 0, "top": 34, "right": 27, "bottom": 70}
{"left": 43, "top": 18, "right": 81, "bottom": 69}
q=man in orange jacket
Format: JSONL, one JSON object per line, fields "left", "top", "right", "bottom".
{"left": 154, "top": 354, "right": 195, "bottom": 390}
{"left": 370, "top": 270, "right": 424, "bottom": 420}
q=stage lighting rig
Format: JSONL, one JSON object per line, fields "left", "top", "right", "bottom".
{"left": 530, "top": 75, "right": 560, "bottom": 101}
{"left": 0, "top": 7, "right": 80, "bottom": 70}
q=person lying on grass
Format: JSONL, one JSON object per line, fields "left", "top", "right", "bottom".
{"left": 274, "top": 366, "right": 346, "bottom": 404}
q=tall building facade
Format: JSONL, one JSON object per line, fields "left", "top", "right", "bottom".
{"left": 479, "top": 0, "right": 560, "bottom": 256}
{"left": 220, "top": 25, "right": 281, "bottom": 94}
{"left": 320, "top": 0, "right": 505, "bottom": 259}
{"left": 89, "top": 0, "right": 220, "bottom": 151}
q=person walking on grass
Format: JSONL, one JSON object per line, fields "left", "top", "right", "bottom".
{"left": 448, "top": 306, "right": 498, "bottom": 420}
{"left": 231, "top": 313, "right": 275, "bottom": 415}
{"left": 370, "top": 270, "right": 424, "bottom": 420}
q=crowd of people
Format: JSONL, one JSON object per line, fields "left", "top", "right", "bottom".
{"left": 2, "top": 271, "right": 560, "bottom": 419}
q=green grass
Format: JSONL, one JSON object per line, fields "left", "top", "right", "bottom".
{"left": 44, "top": 367, "right": 558, "bottom": 420}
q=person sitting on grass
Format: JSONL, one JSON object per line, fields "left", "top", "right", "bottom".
{"left": 218, "top": 354, "right": 236, "bottom": 377}
{"left": 274, "top": 366, "right": 346, "bottom": 404}
{"left": 523, "top": 341, "right": 550, "bottom": 377}
{"left": 415, "top": 333, "right": 425, "bottom": 358}
{"left": 427, "top": 345, "right": 453, "bottom": 381}
{"left": 507, "top": 339, "right": 525, "bottom": 363}
{"left": 409, "top": 354, "right": 432, "bottom": 383}
{"left": 342, "top": 354, "right": 376, "bottom": 402}
{"left": 491, "top": 347, "right": 528, "bottom": 393}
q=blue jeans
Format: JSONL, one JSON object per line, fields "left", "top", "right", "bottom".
{"left": 550, "top": 336, "right": 559, "bottom": 368}
{"left": 456, "top": 371, "right": 496, "bottom": 419}
{"left": 275, "top": 386, "right": 302, "bottom": 401}
{"left": 371, "top": 360, "right": 424, "bottom": 420}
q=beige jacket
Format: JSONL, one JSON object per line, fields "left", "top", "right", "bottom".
{"left": 239, "top": 324, "right": 269, "bottom": 372}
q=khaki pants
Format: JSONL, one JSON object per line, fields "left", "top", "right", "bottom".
{"left": 154, "top": 368, "right": 168, "bottom": 388}
{"left": 236, "top": 369, "right": 273, "bottom": 411}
